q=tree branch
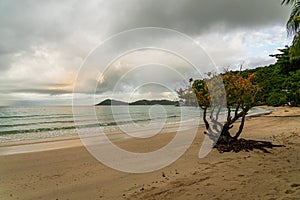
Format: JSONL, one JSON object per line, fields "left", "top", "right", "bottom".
{"left": 229, "top": 107, "right": 249, "bottom": 125}
{"left": 233, "top": 111, "right": 247, "bottom": 140}
{"left": 234, "top": 105, "right": 240, "bottom": 118}
{"left": 210, "top": 106, "right": 216, "bottom": 120}
{"left": 227, "top": 106, "right": 231, "bottom": 121}
{"left": 203, "top": 107, "right": 210, "bottom": 130}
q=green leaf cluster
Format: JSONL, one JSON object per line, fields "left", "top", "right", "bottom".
{"left": 240, "top": 46, "right": 300, "bottom": 107}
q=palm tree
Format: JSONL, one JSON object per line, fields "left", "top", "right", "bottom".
{"left": 282, "top": 0, "right": 300, "bottom": 35}
{"left": 282, "top": 0, "right": 300, "bottom": 64}
{"left": 289, "top": 33, "right": 300, "bottom": 64}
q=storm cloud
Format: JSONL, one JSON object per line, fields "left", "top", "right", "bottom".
{"left": 0, "top": 0, "right": 292, "bottom": 105}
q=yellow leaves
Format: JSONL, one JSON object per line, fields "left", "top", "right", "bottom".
{"left": 192, "top": 79, "right": 211, "bottom": 107}
{"left": 183, "top": 72, "right": 259, "bottom": 108}
{"left": 221, "top": 72, "right": 259, "bottom": 106}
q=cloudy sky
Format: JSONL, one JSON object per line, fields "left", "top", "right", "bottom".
{"left": 0, "top": 0, "right": 293, "bottom": 106}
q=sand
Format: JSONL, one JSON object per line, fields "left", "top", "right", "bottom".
{"left": 0, "top": 106, "right": 299, "bottom": 200}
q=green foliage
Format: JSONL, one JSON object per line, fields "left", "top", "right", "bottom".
{"left": 286, "top": 0, "right": 300, "bottom": 35}
{"left": 178, "top": 45, "right": 300, "bottom": 108}
{"left": 281, "top": 0, "right": 297, "bottom": 6}
{"left": 285, "top": 69, "right": 300, "bottom": 106}
{"left": 282, "top": 0, "right": 300, "bottom": 35}
{"left": 270, "top": 46, "right": 296, "bottom": 73}
{"left": 192, "top": 79, "right": 210, "bottom": 108}
{"left": 266, "top": 92, "right": 288, "bottom": 107}
{"left": 241, "top": 45, "right": 300, "bottom": 107}
{"left": 290, "top": 33, "right": 300, "bottom": 64}
{"left": 189, "top": 72, "right": 258, "bottom": 109}
{"left": 282, "top": 0, "right": 300, "bottom": 64}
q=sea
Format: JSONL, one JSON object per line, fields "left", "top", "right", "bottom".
{"left": 0, "top": 105, "right": 270, "bottom": 144}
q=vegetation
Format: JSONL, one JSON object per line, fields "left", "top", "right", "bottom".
{"left": 241, "top": 45, "right": 300, "bottom": 107}
{"left": 129, "top": 99, "right": 179, "bottom": 106}
{"left": 176, "top": 43, "right": 299, "bottom": 152}
{"left": 177, "top": 43, "right": 299, "bottom": 151}
{"left": 182, "top": 71, "right": 280, "bottom": 153}
{"left": 174, "top": 0, "right": 299, "bottom": 153}
{"left": 178, "top": 72, "right": 275, "bottom": 153}
{"left": 95, "top": 99, "right": 179, "bottom": 106}
{"left": 282, "top": 0, "right": 300, "bottom": 64}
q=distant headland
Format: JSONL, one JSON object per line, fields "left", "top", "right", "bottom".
{"left": 95, "top": 99, "right": 179, "bottom": 106}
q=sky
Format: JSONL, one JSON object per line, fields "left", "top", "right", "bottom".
{"left": 0, "top": 0, "right": 293, "bottom": 106}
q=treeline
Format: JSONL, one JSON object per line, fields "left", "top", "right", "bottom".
{"left": 238, "top": 46, "right": 300, "bottom": 107}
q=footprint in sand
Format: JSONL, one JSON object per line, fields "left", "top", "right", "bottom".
{"left": 285, "top": 189, "right": 295, "bottom": 194}
{"left": 291, "top": 183, "right": 300, "bottom": 188}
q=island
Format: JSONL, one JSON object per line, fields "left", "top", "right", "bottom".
{"left": 95, "top": 99, "right": 179, "bottom": 106}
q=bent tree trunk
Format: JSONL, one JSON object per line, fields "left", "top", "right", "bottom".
{"left": 204, "top": 106, "right": 283, "bottom": 153}
{"left": 190, "top": 71, "right": 283, "bottom": 153}
{"left": 217, "top": 106, "right": 247, "bottom": 144}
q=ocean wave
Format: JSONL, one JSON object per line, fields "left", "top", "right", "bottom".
{"left": 0, "top": 114, "right": 181, "bottom": 136}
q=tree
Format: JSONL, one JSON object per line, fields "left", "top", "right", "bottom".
{"left": 284, "top": 69, "right": 300, "bottom": 106}
{"left": 270, "top": 46, "right": 298, "bottom": 73}
{"left": 176, "top": 81, "right": 198, "bottom": 107}
{"left": 267, "top": 45, "right": 300, "bottom": 106}
{"left": 290, "top": 33, "right": 300, "bottom": 64}
{"left": 282, "top": 0, "right": 300, "bottom": 64}
{"left": 282, "top": 0, "right": 300, "bottom": 35}
{"left": 178, "top": 72, "right": 282, "bottom": 153}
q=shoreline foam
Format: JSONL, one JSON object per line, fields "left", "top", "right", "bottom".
{"left": 0, "top": 106, "right": 299, "bottom": 199}
{"left": 0, "top": 107, "right": 272, "bottom": 155}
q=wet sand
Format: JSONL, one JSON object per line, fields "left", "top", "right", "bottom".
{"left": 0, "top": 106, "right": 299, "bottom": 200}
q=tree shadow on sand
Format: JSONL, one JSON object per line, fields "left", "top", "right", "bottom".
{"left": 214, "top": 138, "right": 284, "bottom": 153}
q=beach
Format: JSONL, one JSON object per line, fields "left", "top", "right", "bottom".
{"left": 0, "top": 106, "right": 300, "bottom": 200}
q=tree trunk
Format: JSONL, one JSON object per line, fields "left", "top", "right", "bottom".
{"left": 217, "top": 126, "right": 235, "bottom": 145}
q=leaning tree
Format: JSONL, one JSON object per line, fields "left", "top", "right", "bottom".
{"left": 178, "top": 71, "right": 282, "bottom": 153}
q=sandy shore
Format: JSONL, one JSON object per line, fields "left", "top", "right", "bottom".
{"left": 0, "top": 106, "right": 299, "bottom": 200}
